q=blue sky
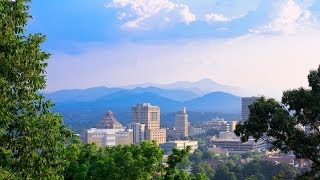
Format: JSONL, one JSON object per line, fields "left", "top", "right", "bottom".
{"left": 29, "top": 0, "right": 320, "bottom": 98}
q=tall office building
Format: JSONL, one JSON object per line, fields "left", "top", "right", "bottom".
{"left": 175, "top": 107, "right": 189, "bottom": 139}
{"left": 128, "top": 123, "right": 145, "bottom": 144}
{"left": 241, "top": 97, "right": 259, "bottom": 121}
{"left": 132, "top": 103, "right": 160, "bottom": 130}
{"left": 132, "top": 103, "right": 166, "bottom": 144}
{"left": 96, "top": 110, "right": 122, "bottom": 129}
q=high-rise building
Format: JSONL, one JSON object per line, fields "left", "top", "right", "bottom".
{"left": 128, "top": 123, "right": 145, "bottom": 144}
{"left": 241, "top": 97, "right": 259, "bottom": 121}
{"left": 96, "top": 110, "right": 122, "bottom": 129}
{"left": 175, "top": 107, "right": 189, "bottom": 139}
{"left": 132, "top": 103, "right": 166, "bottom": 144}
{"left": 132, "top": 103, "right": 160, "bottom": 130}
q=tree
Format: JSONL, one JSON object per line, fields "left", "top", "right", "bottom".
{"left": 213, "top": 164, "right": 232, "bottom": 180}
{"left": 192, "top": 162, "right": 215, "bottom": 179}
{"left": 66, "top": 141, "right": 165, "bottom": 180}
{"left": 235, "top": 65, "right": 320, "bottom": 177}
{"left": 165, "top": 146, "right": 191, "bottom": 179}
{"left": 0, "top": 0, "right": 73, "bottom": 178}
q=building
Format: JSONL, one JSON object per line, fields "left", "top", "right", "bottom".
{"left": 220, "top": 123, "right": 231, "bottom": 132}
{"left": 219, "top": 132, "right": 238, "bottom": 139}
{"left": 241, "top": 97, "right": 259, "bottom": 121}
{"left": 229, "top": 121, "right": 238, "bottom": 132}
{"left": 189, "top": 127, "right": 205, "bottom": 136}
{"left": 115, "top": 129, "right": 133, "bottom": 145}
{"left": 128, "top": 123, "right": 145, "bottom": 144}
{"left": 175, "top": 107, "right": 189, "bottom": 139}
{"left": 211, "top": 137, "right": 267, "bottom": 154}
{"left": 132, "top": 103, "right": 160, "bottom": 130}
{"left": 166, "top": 127, "right": 176, "bottom": 141}
{"left": 200, "top": 118, "right": 227, "bottom": 130}
{"left": 208, "top": 145, "right": 229, "bottom": 156}
{"left": 146, "top": 128, "right": 167, "bottom": 144}
{"left": 96, "top": 110, "right": 122, "bottom": 129}
{"left": 86, "top": 128, "right": 133, "bottom": 147}
{"left": 160, "top": 140, "right": 198, "bottom": 154}
{"left": 132, "top": 103, "right": 166, "bottom": 144}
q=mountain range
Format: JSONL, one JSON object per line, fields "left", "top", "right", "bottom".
{"left": 45, "top": 79, "right": 243, "bottom": 132}
{"left": 120, "top": 78, "right": 251, "bottom": 96}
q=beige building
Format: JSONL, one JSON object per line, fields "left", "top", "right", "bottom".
{"left": 132, "top": 103, "right": 166, "bottom": 144}
{"left": 146, "top": 128, "right": 167, "bottom": 144}
{"left": 115, "top": 129, "right": 133, "bottom": 145}
{"left": 160, "top": 140, "right": 198, "bottom": 154}
{"left": 96, "top": 110, "right": 122, "bottom": 129}
{"left": 175, "top": 107, "right": 189, "bottom": 139}
{"left": 229, "top": 121, "right": 238, "bottom": 132}
{"left": 87, "top": 128, "right": 132, "bottom": 147}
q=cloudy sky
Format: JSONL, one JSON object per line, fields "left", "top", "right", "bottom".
{"left": 28, "top": 0, "right": 320, "bottom": 98}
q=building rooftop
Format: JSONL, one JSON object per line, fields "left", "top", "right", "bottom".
{"left": 96, "top": 110, "right": 123, "bottom": 129}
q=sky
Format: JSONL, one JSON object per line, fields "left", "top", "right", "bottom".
{"left": 28, "top": 0, "right": 320, "bottom": 98}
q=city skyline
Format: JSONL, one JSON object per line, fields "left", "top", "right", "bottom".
{"left": 27, "top": 0, "right": 320, "bottom": 99}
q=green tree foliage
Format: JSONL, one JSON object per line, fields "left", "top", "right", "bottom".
{"left": 0, "top": 0, "right": 73, "bottom": 178}
{"left": 235, "top": 65, "right": 320, "bottom": 177}
{"left": 213, "top": 164, "right": 233, "bottom": 180}
{"left": 192, "top": 162, "right": 215, "bottom": 179}
{"left": 240, "top": 160, "right": 296, "bottom": 180}
{"left": 65, "top": 141, "right": 164, "bottom": 180}
{"left": 165, "top": 146, "right": 191, "bottom": 179}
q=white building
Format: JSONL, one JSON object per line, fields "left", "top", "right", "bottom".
{"left": 211, "top": 136, "right": 267, "bottom": 154}
{"left": 128, "top": 123, "right": 145, "bottom": 144}
{"left": 86, "top": 128, "right": 133, "bottom": 147}
{"left": 189, "top": 127, "right": 205, "bottom": 136}
{"left": 160, "top": 140, "right": 198, "bottom": 154}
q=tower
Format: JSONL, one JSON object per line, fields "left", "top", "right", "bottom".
{"left": 175, "top": 107, "right": 189, "bottom": 139}
{"left": 241, "top": 97, "right": 259, "bottom": 121}
{"left": 132, "top": 103, "right": 166, "bottom": 144}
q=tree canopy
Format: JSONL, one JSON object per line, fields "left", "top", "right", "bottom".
{"left": 0, "top": 0, "right": 73, "bottom": 178}
{"left": 235, "top": 65, "right": 320, "bottom": 177}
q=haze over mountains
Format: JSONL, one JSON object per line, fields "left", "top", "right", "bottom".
{"left": 120, "top": 78, "right": 250, "bottom": 97}
{"left": 45, "top": 79, "right": 244, "bottom": 131}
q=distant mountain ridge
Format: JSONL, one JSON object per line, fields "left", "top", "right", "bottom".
{"left": 44, "top": 79, "right": 243, "bottom": 131}
{"left": 119, "top": 78, "right": 249, "bottom": 96}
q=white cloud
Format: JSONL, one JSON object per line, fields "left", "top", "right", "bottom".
{"left": 47, "top": 28, "right": 320, "bottom": 99}
{"left": 107, "top": 0, "right": 196, "bottom": 29}
{"left": 205, "top": 13, "right": 231, "bottom": 22}
{"left": 250, "top": 0, "right": 316, "bottom": 34}
{"left": 204, "top": 12, "right": 245, "bottom": 23}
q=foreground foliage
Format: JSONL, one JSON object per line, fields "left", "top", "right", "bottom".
{"left": 0, "top": 0, "right": 73, "bottom": 178}
{"left": 65, "top": 141, "right": 191, "bottom": 180}
{"left": 235, "top": 65, "right": 320, "bottom": 177}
